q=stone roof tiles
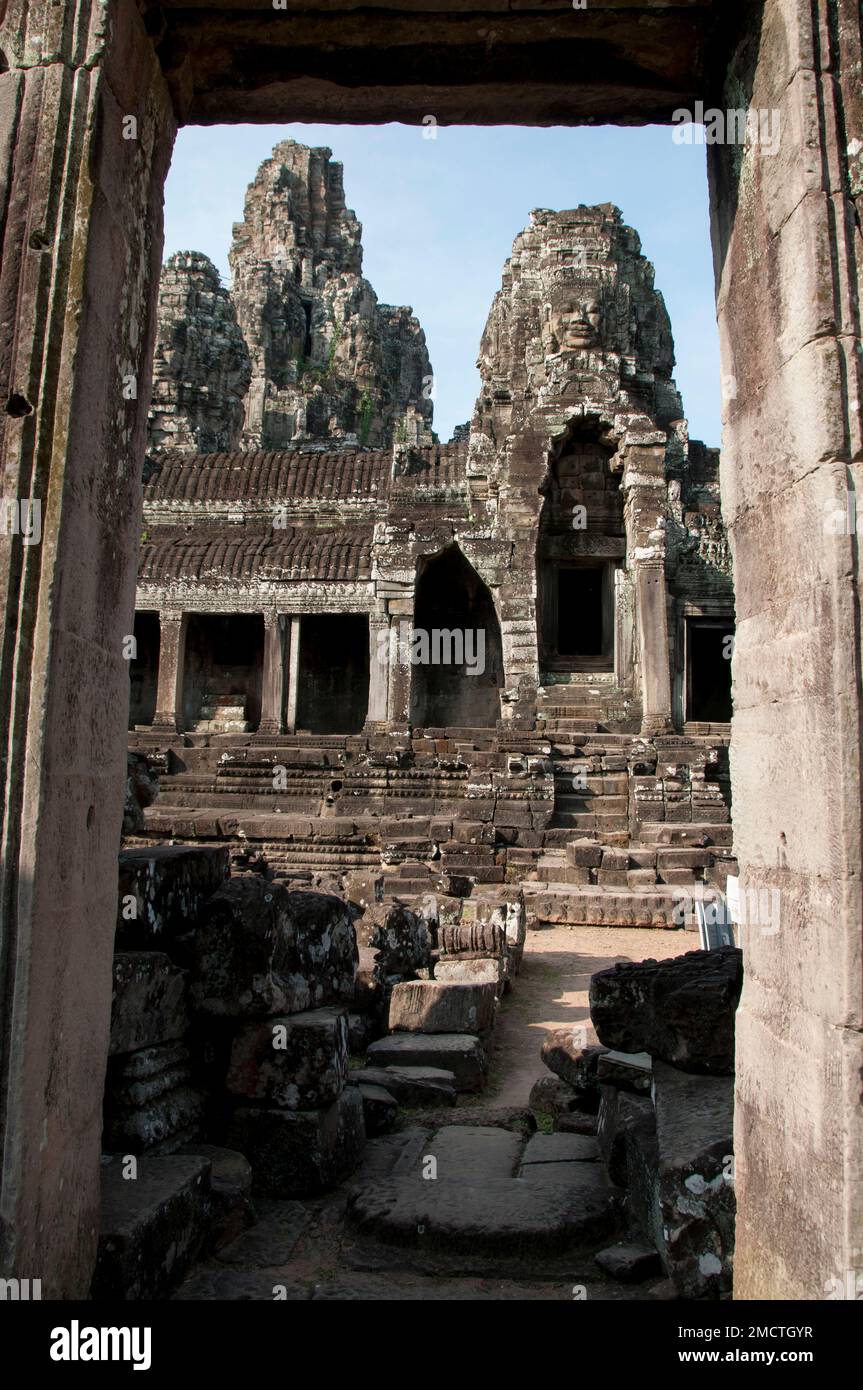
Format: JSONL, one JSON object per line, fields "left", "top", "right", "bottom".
{"left": 143, "top": 442, "right": 468, "bottom": 506}
{"left": 138, "top": 527, "right": 374, "bottom": 584}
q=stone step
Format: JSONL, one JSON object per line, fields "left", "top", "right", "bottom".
{"left": 91, "top": 1154, "right": 211, "bottom": 1300}
{"left": 550, "top": 812, "right": 629, "bottom": 832}
{"left": 554, "top": 794, "right": 628, "bottom": 814}
{"left": 348, "top": 1122, "right": 618, "bottom": 1253}
{"left": 366, "top": 1033, "right": 488, "bottom": 1092}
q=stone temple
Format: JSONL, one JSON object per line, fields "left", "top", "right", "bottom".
{"left": 83, "top": 145, "right": 744, "bottom": 1299}
{"left": 129, "top": 147, "right": 735, "bottom": 925}
{"left": 2, "top": 0, "right": 860, "bottom": 1311}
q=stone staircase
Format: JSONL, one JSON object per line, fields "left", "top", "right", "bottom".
{"left": 190, "top": 694, "right": 250, "bottom": 735}
{"left": 127, "top": 717, "right": 734, "bottom": 930}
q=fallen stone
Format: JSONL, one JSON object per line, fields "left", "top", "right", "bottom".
{"left": 227, "top": 1088, "right": 366, "bottom": 1196}
{"left": 596, "top": 1050, "right": 653, "bottom": 1095}
{"left": 347, "top": 1012, "right": 377, "bottom": 1054}
{"left": 438, "top": 922, "right": 504, "bottom": 958}
{"left": 388, "top": 979, "right": 497, "bottom": 1035}
{"left": 528, "top": 1075, "right": 581, "bottom": 1118}
{"left": 366, "top": 1034, "right": 487, "bottom": 1092}
{"left": 434, "top": 957, "right": 503, "bottom": 989}
{"left": 91, "top": 1154, "right": 211, "bottom": 1300}
{"left": 595, "top": 1242, "right": 662, "bottom": 1284}
{"left": 348, "top": 1065, "right": 456, "bottom": 1107}
{"left": 226, "top": 1007, "right": 348, "bottom": 1110}
{"left": 541, "top": 1031, "right": 608, "bottom": 1109}
{"left": 589, "top": 947, "right": 742, "bottom": 1074}
{"left": 117, "top": 845, "right": 229, "bottom": 952}
{"left": 597, "top": 1086, "right": 657, "bottom": 1192}
{"left": 109, "top": 952, "right": 188, "bottom": 1056}
{"left": 178, "top": 1143, "right": 255, "bottom": 1251}
{"left": 191, "top": 879, "right": 357, "bottom": 1017}
{"left": 653, "top": 1060, "right": 735, "bottom": 1298}
{"left": 368, "top": 902, "right": 431, "bottom": 976}
{"left": 103, "top": 1073, "right": 203, "bottom": 1156}
{"left": 358, "top": 1083, "right": 399, "bottom": 1136}
{"left": 554, "top": 1111, "right": 599, "bottom": 1137}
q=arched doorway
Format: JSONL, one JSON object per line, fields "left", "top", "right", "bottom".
{"left": 409, "top": 547, "right": 503, "bottom": 729}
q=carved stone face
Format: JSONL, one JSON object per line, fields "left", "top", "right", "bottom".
{"left": 551, "top": 296, "right": 603, "bottom": 349}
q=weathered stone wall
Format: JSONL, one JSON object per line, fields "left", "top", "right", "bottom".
{"left": 710, "top": 0, "right": 863, "bottom": 1300}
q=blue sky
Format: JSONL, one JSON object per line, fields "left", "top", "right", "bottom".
{"left": 164, "top": 124, "right": 720, "bottom": 447}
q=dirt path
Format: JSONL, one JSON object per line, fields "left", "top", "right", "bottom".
{"left": 480, "top": 924, "right": 692, "bottom": 1108}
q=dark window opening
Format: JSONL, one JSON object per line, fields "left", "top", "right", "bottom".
{"left": 687, "top": 620, "right": 733, "bottom": 723}
{"left": 128, "top": 610, "right": 159, "bottom": 728}
{"left": 183, "top": 613, "right": 264, "bottom": 731}
{"left": 301, "top": 300, "right": 312, "bottom": 359}
{"left": 557, "top": 567, "right": 604, "bottom": 657}
{"left": 296, "top": 614, "right": 369, "bottom": 734}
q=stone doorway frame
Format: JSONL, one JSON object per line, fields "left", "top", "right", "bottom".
{"left": 0, "top": 0, "right": 860, "bottom": 1300}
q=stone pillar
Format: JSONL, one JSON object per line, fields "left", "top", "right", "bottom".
{"left": 710, "top": 0, "right": 863, "bottom": 1300}
{"left": 633, "top": 565, "right": 673, "bottom": 735}
{"left": 258, "top": 611, "right": 286, "bottom": 735}
{"left": 0, "top": 0, "right": 175, "bottom": 1295}
{"left": 623, "top": 446, "right": 673, "bottom": 735}
{"left": 387, "top": 602, "right": 413, "bottom": 727}
{"left": 366, "top": 614, "right": 389, "bottom": 726}
{"left": 284, "top": 616, "right": 302, "bottom": 733}
{"left": 151, "top": 612, "right": 188, "bottom": 734}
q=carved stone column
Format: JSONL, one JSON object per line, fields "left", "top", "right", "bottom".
{"left": 284, "top": 616, "right": 302, "bottom": 732}
{"left": 387, "top": 602, "right": 413, "bottom": 727}
{"left": 258, "top": 611, "right": 286, "bottom": 735}
{"left": 623, "top": 444, "right": 673, "bottom": 735}
{"left": 366, "top": 613, "right": 389, "bottom": 726}
{"left": 0, "top": 0, "right": 176, "bottom": 1296}
{"left": 151, "top": 611, "right": 188, "bottom": 733}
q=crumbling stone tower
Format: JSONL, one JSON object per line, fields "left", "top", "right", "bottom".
{"left": 149, "top": 143, "right": 434, "bottom": 454}
{"left": 468, "top": 204, "right": 732, "bottom": 734}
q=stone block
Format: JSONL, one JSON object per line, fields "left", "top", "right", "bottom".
{"left": 590, "top": 947, "right": 742, "bottom": 1075}
{"left": 191, "top": 879, "right": 357, "bottom": 1017}
{"left": 434, "top": 958, "right": 503, "bottom": 989}
{"left": 528, "top": 1074, "right": 582, "bottom": 1118}
{"left": 438, "top": 921, "right": 504, "bottom": 958}
{"left": 91, "top": 1155, "right": 211, "bottom": 1301}
{"left": 366, "top": 1033, "right": 487, "bottom": 1092}
{"left": 358, "top": 1083, "right": 399, "bottom": 1136}
{"left": 541, "top": 1030, "right": 608, "bottom": 1105}
{"left": 227, "top": 1089, "right": 366, "bottom": 1197}
{"left": 369, "top": 901, "right": 431, "bottom": 975}
{"left": 348, "top": 1065, "right": 456, "bottom": 1107}
{"left": 226, "top": 1007, "right": 348, "bottom": 1110}
{"left": 596, "top": 1050, "right": 653, "bottom": 1095}
{"left": 653, "top": 1061, "right": 735, "bottom": 1298}
{"left": 116, "top": 845, "right": 229, "bottom": 952}
{"left": 178, "top": 1143, "right": 255, "bottom": 1251}
{"left": 388, "top": 979, "right": 497, "bottom": 1036}
{"left": 595, "top": 1242, "right": 662, "bottom": 1284}
{"left": 109, "top": 952, "right": 188, "bottom": 1057}
{"left": 103, "top": 1041, "right": 203, "bottom": 1155}
{"left": 347, "top": 1012, "right": 377, "bottom": 1054}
